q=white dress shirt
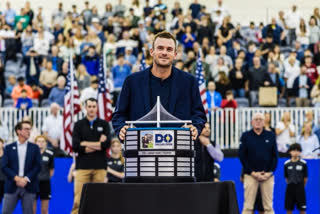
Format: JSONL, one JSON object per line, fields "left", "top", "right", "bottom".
{"left": 42, "top": 114, "right": 63, "bottom": 140}
{"left": 17, "top": 141, "right": 28, "bottom": 177}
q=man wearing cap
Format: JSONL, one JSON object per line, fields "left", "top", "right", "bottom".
{"left": 239, "top": 112, "right": 278, "bottom": 214}
{"left": 11, "top": 77, "right": 33, "bottom": 105}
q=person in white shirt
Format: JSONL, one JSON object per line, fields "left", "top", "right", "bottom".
{"left": 297, "top": 122, "right": 320, "bottom": 159}
{"left": 42, "top": 103, "right": 62, "bottom": 149}
{"left": 80, "top": 78, "right": 99, "bottom": 106}
{"left": 276, "top": 112, "right": 295, "bottom": 155}
{"left": 284, "top": 55, "right": 300, "bottom": 103}
{"left": 285, "top": 5, "right": 302, "bottom": 46}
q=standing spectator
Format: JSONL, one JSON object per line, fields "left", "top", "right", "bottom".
{"left": 196, "top": 122, "right": 224, "bottom": 182}
{"left": 262, "top": 18, "right": 285, "bottom": 45}
{"left": 81, "top": 46, "right": 99, "bottom": 76}
{"left": 3, "top": 2, "right": 16, "bottom": 27}
{"left": 297, "top": 122, "right": 320, "bottom": 159}
{"left": 229, "top": 58, "right": 247, "bottom": 98}
{"left": 217, "top": 45, "right": 233, "bottom": 69}
{"left": 217, "top": 16, "right": 234, "bottom": 48}
{"left": 11, "top": 77, "right": 33, "bottom": 105}
{"left": 114, "top": 0, "right": 126, "bottom": 17}
{"left": 181, "top": 25, "right": 196, "bottom": 53}
{"left": 21, "top": 25, "right": 35, "bottom": 56}
{"left": 112, "top": 54, "right": 131, "bottom": 98}
{"left": 39, "top": 61, "right": 58, "bottom": 99}
{"left": 292, "top": 64, "right": 313, "bottom": 107}
{"left": 304, "top": 55, "right": 318, "bottom": 84}
{"left": 205, "top": 46, "right": 218, "bottom": 69}
{"left": 16, "top": 89, "right": 32, "bottom": 111}
{"left": 284, "top": 55, "right": 300, "bottom": 105}
{"left": 14, "top": 8, "right": 30, "bottom": 30}
{"left": 106, "top": 138, "right": 124, "bottom": 183}
{"left": 33, "top": 25, "right": 50, "bottom": 57}
{"left": 239, "top": 112, "right": 278, "bottom": 214}
{"left": 47, "top": 45, "right": 63, "bottom": 73}
{"left": 42, "top": 103, "right": 63, "bottom": 156}
{"left": 51, "top": 2, "right": 66, "bottom": 27}
{"left": 25, "top": 48, "right": 41, "bottom": 85}
{"left": 0, "top": 138, "right": 5, "bottom": 203}
{"left": 243, "top": 22, "right": 259, "bottom": 44}
{"left": 284, "top": 143, "right": 308, "bottom": 214}
{"left": 48, "top": 76, "right": 66, "bottom": 107}
{"left": 33, "top": 135, "right": 54, "bottom": 214}
{"left": 189, "top": 0, "right": 201, "bottom": 19}
{"left": 275, "top": 112, "right": 295, "bottom": 156}
{"left": 296, "top": 19, "right": 309, "bottom": 50}
{"left": 2, "top": 121, "right": 41, "bottom": 214}
{"left": 308, "top": 16, "right": 320, "bottom": 53}
{"left": 71, "top": 98, "right": 111, "bottom": 214}
{"left": 285, "top": 5, "right": 301, "bottom": 46}
{"left": 206, "top": 81, "right": 222, "bottom": 111}
{"left": 262, "top": 62, "right": 285, "bottom": 97}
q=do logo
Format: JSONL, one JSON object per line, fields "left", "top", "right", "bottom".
{"left": 155, "top": 134, "right": 173, "bottom": 143}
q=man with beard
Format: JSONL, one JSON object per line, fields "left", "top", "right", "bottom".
{"left": 112, "top": 31, "right": 206, "bottom": 141}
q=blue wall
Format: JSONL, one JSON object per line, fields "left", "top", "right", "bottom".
{"left": 0, "top": 158, "right": 318, "bottom": 213}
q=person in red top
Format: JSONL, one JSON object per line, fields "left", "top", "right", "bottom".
{"left": 11, "top": 77, "right": 33, "bottom": 105}
{"left": 221, "top": 90, "right": 238, "bottom": 109}
{"left": 305, "top": 55, "right": 318, "bottom": 84}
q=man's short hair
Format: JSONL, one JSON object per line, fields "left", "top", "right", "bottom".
{"left": 85, "top": 98, "right": 98, "bottom": 106}
{"left": 152, "top": 31, "right": 177, "bottom": 51}
{"left": 15, "top": 121, "right": 32, "bottom": 135}
{"left": 288, "top": 143, "right": 302, "bottom": 153}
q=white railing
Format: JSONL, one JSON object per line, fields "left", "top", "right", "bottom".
{"left": 1, "top": 107, "right": 320, "bottom": 149}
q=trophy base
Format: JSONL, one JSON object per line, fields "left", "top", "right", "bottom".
{"left": 123, "top": 176, "right": 196, "bottom": 183}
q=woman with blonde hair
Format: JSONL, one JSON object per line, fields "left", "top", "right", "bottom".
{"left": 275, "top": 112, "right": 295, "bottom": 156}
{"left": 310, "top": 80, "right": 320, "bottom": 107}
{"left": 106, "top": 138, "right": 124, "bottom": 183}
{"left": 76, "top": 64, "right": 90, "bottom": 93}
{"left": 297, "top": 122, "right": 320, "bottom": 159}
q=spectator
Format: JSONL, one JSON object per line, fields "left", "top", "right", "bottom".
{"left": 196, "top": 122, "right": 224, "bottom": 182}
{"left": 239, "top": 112, "right": 278, "bottom": 214}
{"left": 206, "top": 81, "right": 222, "bottom": 111}
{"left": 5, "top": 75, "right": 17, "bottom": 99}
{"left": 297, "top": 122, "right": 320, "bottom": 159}
{"left": 285, "top": 5, "right": 301, "bottom": 46}
{"left": 229, "top": 58, "right": 247, "bottom": 98}
{"left": 76, "top": 64, "right": 90, "bottom": 93}
{"left": 296, "top": 19, "right": 309, "bottom": 50}
{"left": 302, "top": 111, "right": 318, "bottom": 133}
{"left": 11, "top": 77, "right": 33, "bottom": 105}
{"left": 217, "top": 45, "right": 233, "bottom": 69}
{"left": 304, "top": 55, "right": 318, "bottom": 84}
{"left": 189, "top": 0, "right": 201, "bottom": 19}
{"left": 42, "top": 103, "right": 64, "bottom": 157}
{"left": 275, "top": 112, "right": 295, "bottom": 156}
{"left": 106, "top": 138, "right": 124, "bottom": 183}
{"left": 51, "top": 2, "right": 66, "bottom": 27}
{"left": 217, "top": 16, "right": 234, "bottom": 48}
{"left": 262, "top": 62, "right": 285, "bottom": 97}
{"left": 112, "top": 54, "right": 131, "bottom": 92}
{"left": 261, "top": 35, "right": 275, "bottom": 60}
{"left": 311, "top": 80, "right": 320, "bottom": 107}
{"left": 71, "top": 98, "right": 111, "bottom": 214}
{"left": 215, "top": 72, "right": 232, "bottom": 98}
{"left": 30, "top": 83, "right": 43, "bottom": 101}
{"left": 22, "top": 116, "right": 40, "bottom": 144}
{"left": 284, "top": 143, "right": 308, "bottom": 214}
{"left": 80, "top": 78, "right": 99, "bottom": 106}
{"left": 211, "top": 57, "right": 229, "bottom": 81}
{"left": 33, "top": 25, "right": 50, "bottom": 56}
{"left": 0, "top": 138, "right": 5, "bottom": 203}
{"left": 33, "top": 135, "right": 54, "bottom": 214}
{"left": 243, "top": 21, "right": 259, "bottom": 44}
{"left": 114, "top": 0, "right": 126, "bottom": 17}
{"left": 2, "top": 121, "right": 41, "bottom": 214}
{"left": 48, "top": 76, "right": 66, "bottom": 107}
{"left": 47, "top": 45, "right": 63, "bottom": 73}
{"left": 16, "top": 89, "right": 32, "bottom": 111}
{"left": 116, "top": 31, "right": 138, "bottom": 55}
{"left": 205, "top": 46, "right": 218, "bottom": 69}
{"left": 124, "top": 47, "right": 137, "bottom": 67}
{"left": 0, "top": 118, "right": 9, "bottom": 144}
{"left": 308, "top": 16, "right": 320, "bottom": 53}
{"left": 81, "top": 46, "right": 99, "bottom": 76}
{"left": 21, "top": 25, "right": 35, "bottom": 55}
{"left": 221, "top": 90, "right": 238, "bottom": 109}
{"left": 181, "top": 25, "right": 196, "bottom": 53}
{"left": 87, "top": 29, "right": 102, "bottom": 54}
{"left": 14, "top": 8, "right": 30, "bottom": 30}
{"left": 3, "top": 2, "right": 16, "bottom": 27}
{"left": 284, "top": 55, "right": 300, "bottom": 105}
{"left": 25, "top": 48, "right": 41, "bottom": 85}
{"left": 264, "top": 112, "right": 275, "bottom": 133}
{"left": 292, "top": 64, "right": 313, "bottom": 107}
{"left": 39, "top": 61, "right": 58, "bottom": 99}
{"left": 262, "top": 18, "right": 285, "bottom": 45}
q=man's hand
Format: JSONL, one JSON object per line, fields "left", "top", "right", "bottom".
{"left": 99, "top": 134, "right": 107, "bottom": 142}
{"left": 260, "top": 172, "right": 272, "bottom": 181}
{"left": 119, "top": 125, "right": 129, "bottom": 141}
{"left": 14, "top": 176, "right": 27, "bottom": 188}
{"left": 184, "top": 125, "right": 198, "bottom": 140}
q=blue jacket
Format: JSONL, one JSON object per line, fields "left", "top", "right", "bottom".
{"left": 16, "top": 97, "right": 32, "bottom": 110}
{"left": 239, "top": 129, "right": 278, "bottom": 175}
{"left": 206, "top": 91, "right": 222, "bottom": 109}
{"left": 112, "top": 64, "right": 132, "bottom": 89}
{"left": 2, "top": 142, "right": 41, "bottom": 193}
{"left": 112, "top": 66, "right": 207, "bottom": 137}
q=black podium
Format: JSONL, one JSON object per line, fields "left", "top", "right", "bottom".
{"left": 79, "top": 181, "right": 240, "bottom": 214}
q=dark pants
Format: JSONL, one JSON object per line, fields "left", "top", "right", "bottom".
{"left": 2, "top": 187, "right": 35, "bottom": 214}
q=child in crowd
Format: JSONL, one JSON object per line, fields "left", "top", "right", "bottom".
{"left": 16, "top": 89, "right": 33, "bottom": 110}
{"left": 106, "top": 138, "right": 124, "bottom": 183}
{"left": 284, "top": 143, "right": 308, "bottom": 214}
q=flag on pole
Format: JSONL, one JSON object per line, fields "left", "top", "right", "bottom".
{"left": 140, "top": 48, "right": 148, "bottom": 71}
{"left": 195, "top": 49, "right": 209, "bottom": 118}
{"left": 60, "top": 56, "right": 81, "bottom": 154}
{"left": 97, "top": 57, "right": 113, "bottom": 121}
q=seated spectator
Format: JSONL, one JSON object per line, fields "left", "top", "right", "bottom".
{"left": 262, "top": 17, "right": 285, "bottom": 45}
{"left": 76, "top": 64, "right": 90, "bottom": 93}
{"left": 112, "top": 53, "right": 131, "bottom": 93}
{"left": 81, "top": 46, "right": 99, "bottom": 76}
{"left": 293, "top": 64, "right": 313, "bottom": 107}
{"left": 211, "top": 57, "right": 229, "bottom": 81}
{"left": 229, "top": 58, "right": 247, "bottom": 98}
{"left": 181, "top": 25, "right": 196, "bottom": 53}
{"left": 39, "top": 61, "right": 58, "bottom": 98}
{"left": 264, "top": 112, "right": 275, "bottom": 133}
{"left": 217, "top": 16, "right": 234, "bottom": 48}
{"left": 16, "top": 89, "right": 32, "bottom": 110}
{"left": 311, "top": 80, "right": 320, "bottom": 107}
{"left": 276, "top": 112, "right": 295, "bottom": 156}
{"left": 206, "top": 80, "right": 222, "bottom": 111}
{"left": 116, "top": 31, "right": 138, "bottom": 56}
{"left": 80, "top": 78, "right": 99, "bottom": 106}
{"left": 261, "top": 34, "right": 275, "bottom": 60}
{"left": 30, "top": 83, "right": 43, "bottom": 100}
{"left": 304, "top": 55, "right": 318, "bottom": 84}
{"left": 297, "top": 122, "right": 320, "bottom": 159}
{"left": 215, "top": 72, "right": 232, "bottom": 98}
{"left": 34, "top": 25, "right": 50, "bottom": 56}
{"left": 124, "top": 47, "right": 137, "bottom": 67}
{"left": 48, "top": 76, "right": 66, "bottom": 107}
{"left": 221, "top": 90, "right": 238, "bottom": 109}
{"left": 106, "top": 138, "right": 124, "bottom": 183}
{"left": 21, "top": 25, "right": 35, "bottom": 55}
{"left": 5, "top": 75, "right": 16, "bottom": 98}
{"left": 242, "top": 21, "right": 259, "bottom": 44}
{"left": 11, "top": 77, "right": 33, "bottom": 105}
{"left": 217, "top": 45, "right": 233, "bottom": 69}
{"left": 302, "top": 111, "right": 318, "bottom": 133}
{"left": 103, "top": 34, "right": 117, "bottom": 68}
{"left": 205, "top": 46, "right": 218, "bottom": 69}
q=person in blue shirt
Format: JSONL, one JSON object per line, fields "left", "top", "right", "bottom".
{"left": 112, "top": 54, "right": 131, "bottom": 91}
{"left": 181, "top": 25, "right": 196, "bottom": 53}
{"left": 113, "top": 31, "right": 206, "bottom": 141}
{"left": 81, "top": 46, "right": 99, "bottom": 76}
{"left": 48, "top": 76, "right": 66, "bottom": 107}
{"left": 239, "top": 112, "right": 278, "bottom": 214}
{"left": 16, "top": 89, "right": 32, "bottom": 110}
{"left": 206, "top": 81, "right": 222, "bottom": 110}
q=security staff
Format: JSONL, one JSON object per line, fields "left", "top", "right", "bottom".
{"left": 71, "top": 98, "right": 112, "bottom": 214}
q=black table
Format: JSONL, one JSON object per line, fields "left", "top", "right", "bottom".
{"left": 79, "top": 181, "right": 239, "bottom": 214}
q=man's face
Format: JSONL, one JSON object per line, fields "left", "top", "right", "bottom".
{"left": 150, "top": 38, "right": 177, "bottom": 68}
{"left": 85, "top": 100, "right": 98, "bottom": 118}
{"left": 207, "top": 82, "right": 215, "bottom": 92}
{"left": 289, "top": 150, "right": 300, "bottom": 158}
{"left": 301, "top": 66, "right": 307, "bottom": 74}
{"left": 18, "top": 123, "right": 31, "bottom": 140}
{"left": 251, "top": 115, "right": 265, "bottom": 130}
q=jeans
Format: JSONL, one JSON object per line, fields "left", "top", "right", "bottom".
{"left": 232, "top": 88, "right": 245, "bottom": 98}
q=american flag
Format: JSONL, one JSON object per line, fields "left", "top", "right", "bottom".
{"left": 195, "top": 49, "right": 209, "bottom": 118}
{"left": 97, "top": 57, "right": 113, "bottom": 121}
{"left": 140, "top": 48, "right": 148, "bottom": 71}
{"left": 60, "top": 56, "right": 81, "bottom": 154}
